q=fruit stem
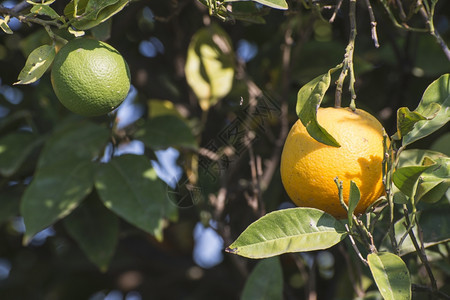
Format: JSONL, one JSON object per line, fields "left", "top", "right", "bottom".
{"left": 335, "top": 0, "right": 357, "bottom": 109}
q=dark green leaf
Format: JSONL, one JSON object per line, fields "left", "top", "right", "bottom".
{"left": 347, "top": 180, "right": 360, "bottom": 225}
{"left": 296, "top": 65, "right": 342, "bottom": 147}
{"left": 0, "top": 185, "right": 22, "bottom": 223}
{"left": 95, "top": 154, "right": 174, "bottom": 241}
{"left": 37, "top": 120, "right": 109, "bottom": 168}
{"left": 368, "top": 252, "right": 411, "bottom": 300}
{"left": 64, "top": 196, "right": 119, "bottom": 272}
{"left": 14, "top": 44, "right": 56, "bottom": 85}
{"left": 396, "top": 107, "right": 427, "bottom": 139}
{"left": 135, "top": 115, "right": 197, "bottom": 150}
{"left": 402, "top": 73, "right": 450, "bottom": 146}
{"left": 0, "top": 132, "right": 42, "bottom": 177}
{"left": 380, "top": 204, "right": 450, "bottom": 256}
{"left": 241, "top": 257, "right": 283, "bottom": 300}
{"left": 225, "top": 207, "right": 347, "bottom": 258}
{"left": 21, "top": 159, "right": 96, "bottom": 243}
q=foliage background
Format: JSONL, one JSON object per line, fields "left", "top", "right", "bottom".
{"left": 0, "top": 0, "right": 449, "bottom": 299}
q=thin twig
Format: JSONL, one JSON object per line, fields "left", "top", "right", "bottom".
{"left": 329, "top": 0, "right": 344, "bottom": 23}
{"left": 412, "top": 284, "right": 450, "bottom": 300}
{"left": 345, "top": 224, "right": 368, "bottom": 266}
{"left": 420, "top": 3, "right": 450, "bottom": 61}
{"left": 363, "top": 0, "right": 380, "bottom": 48}
{"left": 403, "top": 209, "right": 438, "bottom": 291}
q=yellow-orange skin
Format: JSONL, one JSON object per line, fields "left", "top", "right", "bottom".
{"left": 280, "top": 107, "right": 386, "bottom": 219}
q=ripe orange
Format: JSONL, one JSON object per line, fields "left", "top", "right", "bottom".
{"left": 280, "top": 107, "right": 387, "bottom": 219}
{"left": 51, "top": 38, "right": 130, "bottom": 117}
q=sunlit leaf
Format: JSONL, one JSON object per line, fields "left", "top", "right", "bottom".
{"left": 368, "top": 252, "right": 411, "bottom": 300}
{"left": 135, "top": 115, "right": 197, "bottom": 150}
{"left": 95, "top": 154, "right": 174, "bottom": 241}
{"left": 347, "top": 180, "right": 360, "bottom": 225}
{"left": 30, "top": 4, "right": 61, "bottom": 19}
{"left": 64, "top": 196, "right": 119, "bottom": 272}
{"left": 241, "top": 257, "right": 283, "bottom": 300}
{"left": 392, "top": 163, "right": 435, "bottom": 199}
{"left": 0, "top": 17, "right": 13, "bottom": 34}
{"left": 14, "top": 44, "right": 56, "bottom": 85}
{"left": 21, "top": 159, "right": 96, "bottom": 244}
{"left": 296, "top": 65, "right": 342, "bottom": 147}
{"left": 225, "top": 207, "right": 347, "bottom": 258}
{"left": 0, "top": 132, "right": 42, "bottom": 177}
{"left": 185, "top": 23, "right": 235, "bottom": 111}
{"left": 402, "top": 73, "right": 450, "bottom": 146}
{"left": 415, "top": 157, "right": 449, "bottom": 203}
{"left": 69, "top": 0, "right": 130, "bottom": 30}
{"left": 224, "top": 0, "right": 288, "bottom": 10}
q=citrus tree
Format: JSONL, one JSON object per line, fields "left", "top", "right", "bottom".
{"left": 0, "top": 0, "right": 449, "bottom": 299}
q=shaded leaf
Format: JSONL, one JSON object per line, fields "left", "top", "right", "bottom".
{"left": 347, "top": 180, "right": 360, "bottom": 225}
{"left": 368, "top": 252, "right": 411, "bottom": 300}
{"left": 14, "top": 44, "right": 56, "bottom": 85}
{"left": 402, "top": 74, "right": 450, "bottom": 146}
{"left": 241, "top": 257, "right": 283, "bottom": 300}
{"left": 396, "top": 107, "right": 428, "bottom": 139}
{"left": 185, "top": 23, "right": 235, "bottom": 111}
{"left": 381, "top": 205, "right": 450, "bottom": 256}
{"left": 95, "top": 154, "right": 173, "bottom": 241}
{"left": 135, "top": 115, "right": 197, "bottom": 150}
{"left": 64, "top": 196, "right": 119, "bottom": 272}
{"left": 0, "top": 132, "right": 43, "bottom": 177}
{"left": 226, "top": 207, "right": 347, "bottom": 258}
{"left": 296, "top": 65, "right": 342, "bottom": 147}
{"left": 21, "top": 159, "right": 96, "bottom": 243}
{"left": 37, "top": 120, "right": 109, "bottom": 168}
{"left": 0, "top": 185, "right": 23, "bottom": 223}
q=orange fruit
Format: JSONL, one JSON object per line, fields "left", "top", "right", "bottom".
{"left": 51, "top": 38, "right": 130, "bottom": 117}
{"left": 280, "top": 107, "right": 387, "bottom": 219}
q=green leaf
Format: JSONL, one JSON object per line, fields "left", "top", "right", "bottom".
{"left": 225, "top": 207, "right": 347, "bottom": 258}
{"left": 241, "top": 257, "right": 283, "bottom": 300}
{"left": 37, "top": 120, "right": 109, "bottom": 168}
{"left": 68, "top": 0, "right": 130, "bottom": 30}
{"left": 135, "top": 115, "right": 197, "bottom": 150}
{"left": 14, "top": 44, "right": 56, "bottom": 85}
{"left": 0, "top": 132, "right": 42, "bottom": 177}
{"left": 21, "top": 159, "right": 96, "bottom": 243}
{"left": 381, "top": 205, "right": 450, "bottom": 256}
{"left": 402, "top": 74, "right": 450, "bottom": 146}
{"left": 185, "top": 23, "right": 235, "bottom": 111}
{"left": 224, "top": 0, "right": 288, "bottom": 10}
{"left": 95, "top": 154, "right": 173, "bottom": 241}
{"left": 347, "top": 180, "right": 360, "bottom": 225}
{"left": 0, "top": 17, "right": 13, "bottom": 34}
{"left": 431, "top": 132, "right": 450, "bottom": 156}
{"left": 0, "top": 185, "right": 22, "bottom": 223}
{"left": 64, "top": 196, "right": 119, "bottom": 272}
{"left": 367, "top": 252, "right": 411, "bottom": 300}
{"left": 392, "top": 164, "right": 435, "bottom": 199}
{"left": 416, "top": 157, "right": 450, "bottom": 203}
{"left": 296, "top": 65, "right": 342, "bottom": 147}
{"left": 396, "top": 107, "right": 427, "bottom": 139}
{"left": 397, "top": 149, "right": 446, "bottom": 167}
{"left": 30, "top": 4, "right": 61, "bottom": 19}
